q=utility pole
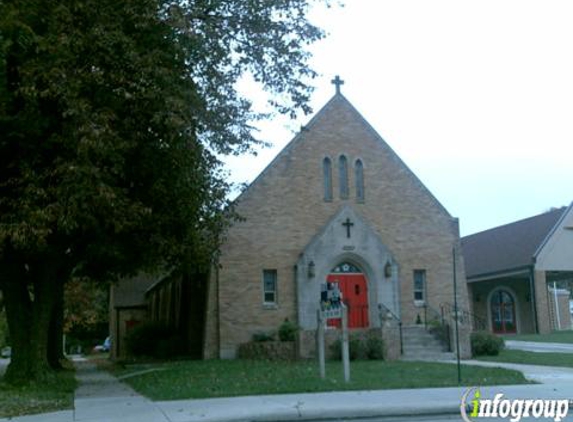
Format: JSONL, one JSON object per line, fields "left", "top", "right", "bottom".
{"left": 453, "top": 246, "right": 461, "bottom": 385}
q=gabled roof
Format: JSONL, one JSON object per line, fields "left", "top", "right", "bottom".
{"left": 236, "top": 92, "right": 452, "bottom": 218}
{"left": 113, "top": 273, "right": 158, "bottom": 308}
{"left": 461, "top": 207, "right": 566, "bottom": 280}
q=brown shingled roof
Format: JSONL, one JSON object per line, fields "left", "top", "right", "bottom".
{"left": 461, "top": 207, "right": 566, "bottom": 280}
{"left": 112, "top": 273, "right": 159, "bottom": 308}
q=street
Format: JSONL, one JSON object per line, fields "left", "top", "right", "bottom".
{"left": 310, "top": 414, "right": 573, "bottom": 422}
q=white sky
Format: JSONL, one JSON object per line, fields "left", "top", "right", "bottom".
{"left": 224, "top": 0, "right": 573, "bottom": 236}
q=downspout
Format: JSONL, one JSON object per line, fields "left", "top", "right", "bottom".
{"left": 216, "top": 265, "right": 221, "bottom": 358}
{"left": 293, "top": 264, "right": 299, "bottom": 357}
{"left": 115, "top": 308, "right": 120, "bottom": 359}
{"left": 553, "top": 281, "right": 561, "bottom": 330}
{"left": 528, "top": 265, "right": 539, "bottom": 334}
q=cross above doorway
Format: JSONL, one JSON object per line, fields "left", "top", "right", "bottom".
{"left": 342, "top": 217, "right": 354, "bottom": 238}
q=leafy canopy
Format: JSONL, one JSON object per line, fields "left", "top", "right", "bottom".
{"left": 0, "top": 0, "right": 325, "bottom": 277}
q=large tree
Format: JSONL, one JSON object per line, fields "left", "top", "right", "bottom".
{"left": 0, "top": 0, "right": 324, "bottom": 384}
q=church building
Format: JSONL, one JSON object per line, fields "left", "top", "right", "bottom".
{"left": 203, "top": 79, "right": 470, "bottom": 359}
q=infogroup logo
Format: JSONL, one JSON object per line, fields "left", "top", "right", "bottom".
{"left": 460, "top": 387, "right": 571, "bottom": 422}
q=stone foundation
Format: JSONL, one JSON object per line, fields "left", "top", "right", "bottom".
{"left": 298, "top": 327, "right": 400, "bottom": 360}
{"left": 237, "top": 341, "right": 297, "bottom": 361}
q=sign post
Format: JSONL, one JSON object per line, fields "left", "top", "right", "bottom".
{"left": 341, "top": 304, "right": 350, "bottom": 383}
{"left": 317, "top": 281, "right": 350, "bottom": 383}
{"left": 317, "top": 309, "right": 325, "bottom": 379}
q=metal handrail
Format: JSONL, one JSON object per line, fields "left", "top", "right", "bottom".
{"left": 441, "top": 302, "right": 487, "bottom": 331}
{"left": 423, "top": 303, "right": 443, "bottom": 330}
{"left": 423, "top": 303, "right": 451, "bottom": 352}
{"left": 378, "top": 303, "right": 403, "bottom": 355}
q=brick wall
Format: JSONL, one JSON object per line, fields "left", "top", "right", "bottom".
{"left": 204, "top": 95, "right": 469, "bottom": 358}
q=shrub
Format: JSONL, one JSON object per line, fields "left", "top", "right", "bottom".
{"left": 330, "top": 335, "right": 366, "bottom": 360}
{"left": 125, "top": 321, "right": 182, "bottom": 358}
{"left": 364, "top": 333, "right": 384, "bottom": 360}
{"left": 428, "top": 320, "right": 449, "bottom": 345}
{"left": 471, "top": 331, "right": 505, "bottom": 356}
{"left": 278, "top": 319, "right": 298, "bottom": 342}
{"left": 252, "top": 332, "right": 275, "bottom": 342}
{"left": 237, "top": 341, "right": 296, "bottom": 360}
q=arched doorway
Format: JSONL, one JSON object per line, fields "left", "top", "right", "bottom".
{"left": 326, "top": 262, "right": 369, "bottom": 328}
{"left": 490, "top": 289, "right": 517, "bottom": 334}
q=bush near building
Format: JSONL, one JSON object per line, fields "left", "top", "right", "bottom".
{"left": 471, "top": 331, "right": 505, "bottom": 356}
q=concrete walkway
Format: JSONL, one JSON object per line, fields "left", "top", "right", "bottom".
{"left": 73, "top": 358, "right": 171, "bottom": 422}
{"left": 2, "top": 358, "right": 573, "bottom": 422}
{"left": 455, "top": 359, "right": 573, "bottom": 384}
{"left": 505, "top": 340, "right": 573, "bottom": 354}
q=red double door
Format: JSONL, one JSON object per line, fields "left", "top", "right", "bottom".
{"left": 326, "top": 273, "right": 369, "bottom": 328}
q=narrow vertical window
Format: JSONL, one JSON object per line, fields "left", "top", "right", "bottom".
{"left": 263, "top": 269, "right": 277, "bottom": 305}
{"left": 323, "top": 157, "right": 332, "bottom": 201}
{"left": 413, "top": 270, "right": 426, "bottom": 303}
{"left": 355, "top": 159, "right": 364, "bottom": 202}
{"left": 339, "top": 155, "right": 349, "bottom": 199}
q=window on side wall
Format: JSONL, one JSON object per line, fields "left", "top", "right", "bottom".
{"left": 323, "top": 157, "right": 333, "bottom": 201}
{"left": 339, "top": 155, "right": 349, "bottom": 199}
{"left": 263, "top": 269, "right": 278, "bottom": 306}
{"left": 355, "top": 159, "right": 364, "bottom": 202}
{"left": 413, "top": 269, "right": 426, "bottom": 305}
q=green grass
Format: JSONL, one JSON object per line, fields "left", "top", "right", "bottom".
{"left": 476, "top": 349, "right": 573, "bottom": 368}
{"left": 0, "top": 369, "right": 77, "bottom": 418}
{"left": 114, "top": 359, "right": 530, "bottom": 401}
{"left": 502, "top": 331, "right": 573, "bottom": 343}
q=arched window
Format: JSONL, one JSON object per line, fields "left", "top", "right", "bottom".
{"left": 355, "top": 159, "right": 364, "bottom": 202}
{"left": 490, "top": 289, "right": 517, "bottom": 334}
{"left": 339, "top": 155, "right": 349, "bottom": 199}
{"left": 323, "top": 157, "right": 332, "bottom": 201}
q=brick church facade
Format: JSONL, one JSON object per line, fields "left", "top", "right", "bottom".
{"left": 203, "top": 83, "right": 470, "bottom": 359}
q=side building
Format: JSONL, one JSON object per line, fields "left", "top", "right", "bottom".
{"left": 462, "top": 204, "right": 573, "bottom": 334}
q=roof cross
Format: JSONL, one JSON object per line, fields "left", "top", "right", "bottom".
{"left": 331, "top": 75, "right": 344, "bottom": 94}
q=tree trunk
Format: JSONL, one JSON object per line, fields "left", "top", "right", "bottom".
{"left": 2, "top": 259, "right": 60, "bottom": 384}
{"left": 2, "top": 277, "right": 34, "bottom": 384}
{"left": 48, "top": 279, "right": 65, "bottom": 369}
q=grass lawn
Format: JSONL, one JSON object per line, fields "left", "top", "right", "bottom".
{"left": 476, "top": 349, "right": 573, "bottom": 368}
{"left": 0, "top": 369, "right": 77, "bottom": 418}
{"left": 503, "top": 331, "right": 573, "bottom": 343}
{"left": 114, "top": 359, "right": 530, "bottom": 401}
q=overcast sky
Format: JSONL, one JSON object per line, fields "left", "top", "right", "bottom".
{"left": 224, "top": 0, "right": 573, "bottom": 236}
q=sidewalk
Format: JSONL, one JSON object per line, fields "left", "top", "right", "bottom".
{"left": 453, "top": 358, "right": 573, "bottom": 384}
{"left": 73, "top": 358, "right": 170, "bottom": 422}
{"left": 2, "top": 358, "right": 573, "bottom": 422}
{"left": 505, "top": 340, "right": 573, "bottom": 354}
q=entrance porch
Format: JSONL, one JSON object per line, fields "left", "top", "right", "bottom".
{"left": 469, "top": 276, "right": 535, "bottom": 334}
{"left": 468, "top": 270, "right": 573, "bottom": 335}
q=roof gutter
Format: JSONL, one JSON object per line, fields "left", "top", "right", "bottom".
{"left": 466, "top": 266, "right": 531, "bottom": 283}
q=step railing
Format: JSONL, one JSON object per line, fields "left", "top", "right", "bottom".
{"left": 424, "top": 303, "right": 451, "bottom": 352}
{"left": 378, "top": 303, "right": 403, "bottom": 355}
{"left": 440, "top": 302, "right": 487, "bottom": 332}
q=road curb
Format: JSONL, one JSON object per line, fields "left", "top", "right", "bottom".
{"left": 170, "top": 404, "right": 462, "bottom": 422}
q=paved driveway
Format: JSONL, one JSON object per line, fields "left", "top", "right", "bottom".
{"left": 505, "top": 340, "right": 573, "bottom": 353}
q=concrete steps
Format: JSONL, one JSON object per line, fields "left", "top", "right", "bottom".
{"left": 401, "top": 325, "right": 454, "bottom": 361}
